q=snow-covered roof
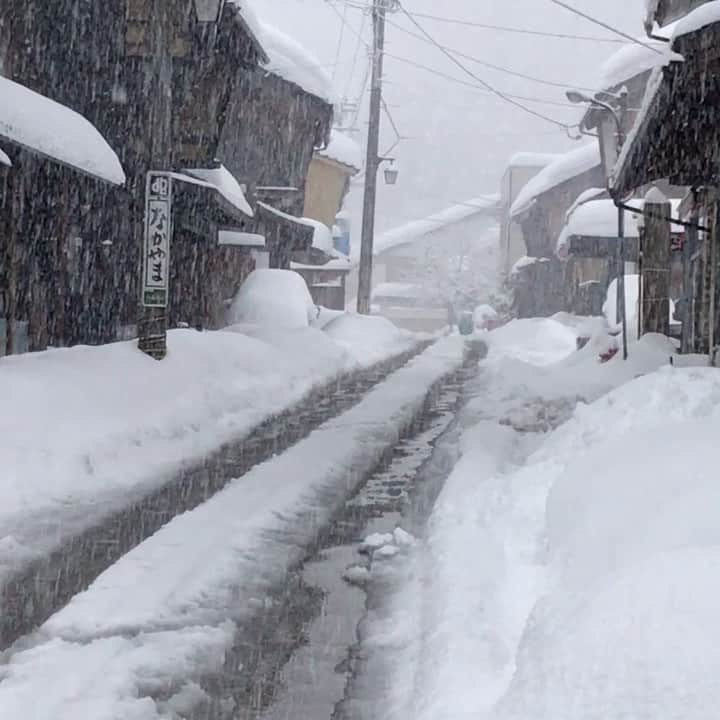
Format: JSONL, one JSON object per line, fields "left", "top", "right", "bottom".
{"left": 291, "top": 256, "right": 352, "bottom": 273}
{"left": 364, "top": 194, "right": 500, "bottom": 260}
{"left": 0, "top": 147, "right": 10, "bottom": 167}
{"left": 257, "top": 21, "right": 334, "bottom": 103}
{"left": 565, "top": 187, "right": 607, "bottom": 223}
{"left": 182, "top": 164, "right": 254, "bottom": 217}
{"left": 506, "top": 152, "right": 559, "bottom": 169}
{"left": 227, "top": 0, "right": 268, "bottom": 61}
{"left": 672, "top": 0, "right": 720, "bottom": 39}
{"left": 318, "top": 130, "right": 362, "bottom": 171}
{"left": 372, "top": 282, "right": 424, "bottom": 299}
{"left": 598, "top": 35, "right": 671, "bottom": 90}
{"left": 510, "top": 143, "right": 600, "bottom": 219}
{"left": 557, "top": 197, "right": 683, "bottom": 255}
{"left": 257, "top": 201, "right": 334, "bottom": 255}
{"left": 218, "top": 230, "right": 265, "bottom": 247}
{"left": 0, "top": 76, "right": 125, "bottom": 185}
{"left": 510, "top": 255, "right": 548, "bottom": 275}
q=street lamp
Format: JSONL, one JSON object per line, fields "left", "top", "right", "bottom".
{"left": 194, "top": 0, "right": 225, "bottom": 23}
{"left": 565, "top": 89, "right": 625, "bottom": 146}
{"left": 381, "top": 157, "right": 398, "bottom": 185}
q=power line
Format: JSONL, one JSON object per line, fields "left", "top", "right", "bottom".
{"left": 343, "top": 10, "right": 368, "bottom": 98}
{"left": 384, "top": 53, "right": 586, "bottom": 108}
{"left": 392, "top": 4, "right": 573, "bottom": 129}
{"left": 331, "top": 2, "right": 348, "bottom": 84}
{"left": 385, "top": 17, "right": 598, "bottom": 93}
{"left": 546, "top": 0, "right": 664, "bottom": 53}
{"left": 337, "top": 2, "right": 625, "bottom": 43}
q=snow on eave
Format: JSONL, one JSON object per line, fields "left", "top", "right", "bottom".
{"left": 506, "top": 151, "right": 560, "bottom": 170}
{"left": 227, "top": 0, "right": 269, "bottom": 63}
{"left": 256, "top": 201, "right": 334, "bottom": 254}
{"left": 0, "top": 76, "right": 125, "bottom": 185}
{"left": 510, "top": 143, "right": 600, "bottom": 219}
{"left": 354, "top": 195, "right": 500, "bottom": 261}
{"left": 317, "top": 129, "right": 362, "bottom": 172}
{"left": 182, "top": 164, "right": 254, "bottom": 217}
{"left": 672, "top": 1, "right": 720, "bottom": 41}
{"left": 598, "top": 33, "right": 672, "bottom": 91}
{"left": 0, "top": 147, "right": 10, "bottom": 167}
{"left": 510, "top": 255, "right": 547, "bottom": 275}
{"left": 257, "top": 21, "right": 335, "bottom": 103}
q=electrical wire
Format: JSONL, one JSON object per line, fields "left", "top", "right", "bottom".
{"left": 331, "top": 1, "right": 348, "bottom": 84}
{"left": 385, "top": 17, "right": 599, "bottom": 93}
{"left": 394, "top": 2, "right": 572, "bottom": 130}
{"left": 337, "top": 1, "right": 625, "bottom": 43}
{"left": 546, "top": 0, "right": 664, "bottom": 53}
{"left": 383, "top": 52, "right": 583, "bottom": 109}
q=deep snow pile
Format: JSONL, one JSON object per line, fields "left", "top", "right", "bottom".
{"left": 362, "top": 315, "right": 705, "bottom": 720}
{"left": 0, "top": 337, "right": 465, "bottom": 720}
{"left": 0, "top": 311, "right": 417, "bottom": 571}
{"left": 227, "top": 268, "right": 317, "bottom": 328}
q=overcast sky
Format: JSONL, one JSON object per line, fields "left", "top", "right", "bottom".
{"left": 258, "top": 0, "right": 646, "bottom": 237}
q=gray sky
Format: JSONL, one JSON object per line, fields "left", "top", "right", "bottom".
{"left": 257, "top": 0, "right": 645, "bottom": 236}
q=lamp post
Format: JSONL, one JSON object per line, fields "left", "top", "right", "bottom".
{"left": 381, "top": 157, "right": 398, "bottom": 185}
{"left": 567, "top": 88, "right": 629, "bottom": 360}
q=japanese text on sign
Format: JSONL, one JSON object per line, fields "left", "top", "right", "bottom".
{"left": 142, "top": 172, "right": 173, "bottom": 307}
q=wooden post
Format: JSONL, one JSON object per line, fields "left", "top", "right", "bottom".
{"left": 138, "top": 0, "right": 173, "bottom": 360}
{"left": 682, "top": 204, "right": 699, "bottom": 353}
{"left": 641, "top": 188, "right": 671, "bottom": 336}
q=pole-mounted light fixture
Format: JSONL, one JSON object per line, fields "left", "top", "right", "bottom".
{"left": 194, "top": 0, "right": 225, "bottom": 23}
{"left": 381, "top": 157, "right": 398, "bottom": 185}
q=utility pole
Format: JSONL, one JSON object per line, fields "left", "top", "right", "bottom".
{"left": 357, "top": 0, "right": 387, "bottom": 315}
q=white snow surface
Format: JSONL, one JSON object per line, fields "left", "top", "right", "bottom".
{"left": 0, "top": 75, "right": 125, "bottom": 185}
{"left": 558, "top": 197, "right": 683, "bottom": 255}
{"left": 0, "top": 337, "right": 465, "bottom": 720}
{"left": 510, "top": 255, "right": 547, "bottom": 275}
{"left": 599, "top": 36, "right": 670, "bottom": 90}
{"left": 604, "top": 274, "right": 678, "bottom": 332}
{"left": 319, "top": 129, "right": 362, "bottom": 171}
{"left": 0, "top": 310, "right": 418, "bottom": 574}
{"left": 506, "top": 151, "right": 559, "bottom": 169}
{"left": 184, "top": 164, "right": 254, "bottom": 217}
{"left": 510, "top": 143, "right": 600, "bottom": 219}
{"left": 673, "top": 0, "right": 720, "bottom": 39}
{"left": 257, "top": 20, "right": 334, "bottom": 102}
{"left": 362, "top": 316, "right": 710, "bottom": 720}
{"left": 256, "top": 201, "right": 333, "bottom": 254}
{"left": 227, "top": 268, "right": 316, "bottom": 328}
{"left": 0, "top": 146, "right": 10, "bottom": 167}
{"left": 357, "top": 195, "right": 499, "bottom": 260}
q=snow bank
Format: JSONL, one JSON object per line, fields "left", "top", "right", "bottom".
{"left": 0, "top": 338, "right": 465, "bottom": 719}
{"left": 0, "top": 312, "right": 418, "bottom": 571}
{"left": 319, "top": 129, "right": 362, "bottom": 171}
{"left": 603, "top": 274, "right": 678, "bottom": 333}
{"left": 323, "top": 314, "right": 415, "bottom": 366}
{"left": 0, "top": 76, "right": 125, "bottom": 185}
{"left": 227, "top": 268, "right": 316, "bottom": 328}
{"left": 510, "top": 144, "right": 600, "bottom": 218}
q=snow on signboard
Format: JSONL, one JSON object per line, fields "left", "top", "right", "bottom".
{"left": 0, "top": 75, "right": 125, "bottom": 185}
{"left": 319, "top": 130, "right": 362, "bottom": 171}
{"left": 184, "top": 164, "right": 254, "bottom": 217}
{"left": 510, "top": 143, "right": 600, "bottom": 219}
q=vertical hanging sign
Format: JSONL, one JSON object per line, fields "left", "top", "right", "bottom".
{"left": 142, "top": 171, "right": 173, "bottom": 307}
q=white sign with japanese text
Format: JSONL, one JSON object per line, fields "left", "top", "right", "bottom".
{"left": 142, "top": 171, "right": 173, "bottom": 307}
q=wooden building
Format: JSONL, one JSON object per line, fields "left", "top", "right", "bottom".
{"left": 0, "top": 0, "right": 333, "bottom": 353}
{"left": 612, "top": 0, "right": 720, "bottom": 354}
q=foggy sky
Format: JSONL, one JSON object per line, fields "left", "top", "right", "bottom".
{"left": 258, "top": 0, "right": 645, "bottom": 235}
